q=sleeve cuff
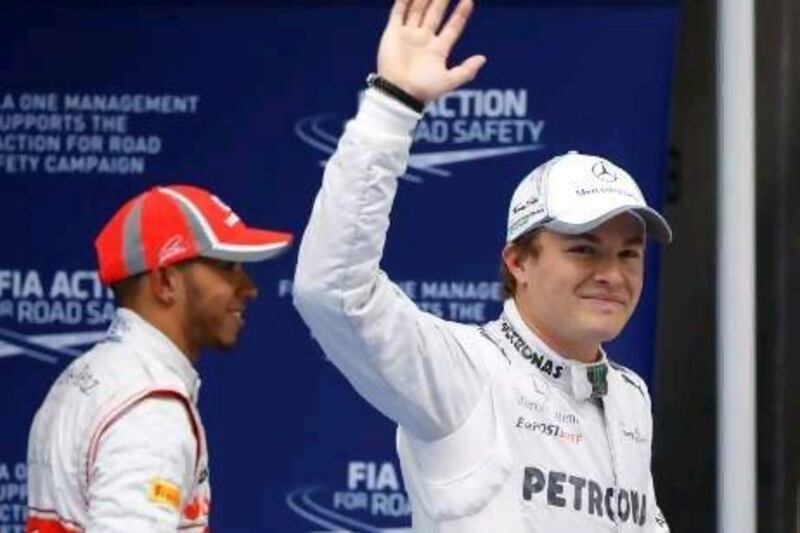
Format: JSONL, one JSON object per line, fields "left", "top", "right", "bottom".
{"left": 354, "top": 88, "right": 423, "bottom": 138}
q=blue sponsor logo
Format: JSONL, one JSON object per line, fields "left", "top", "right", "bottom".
{"left": 0, "top": 269, "right": 112, "bottom": 365}
{"left": 287, "top": 461, "right": 411, "bottom": 532}
{"left": 295, "top": 88, "right": 546, "bottom": 183}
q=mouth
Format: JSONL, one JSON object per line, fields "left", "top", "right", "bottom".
{"left": 229, "top": 309, "right": 245, "bottom": 324}
{"left": 580, "top": 295, "right": 627, "bottom": 308}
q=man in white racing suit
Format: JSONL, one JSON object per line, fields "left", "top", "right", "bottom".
{"left": 293, "top": 0, "right": 671, "bottom": 530}
{"left": 26, "top": 185, "right": 292, "bottom": 532}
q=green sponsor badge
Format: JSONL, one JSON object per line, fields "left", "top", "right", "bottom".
{"left": 586, "top": 363, "right": 608, "bottom": 398}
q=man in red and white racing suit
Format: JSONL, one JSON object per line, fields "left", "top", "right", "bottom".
{"left": 293, "top": 0, "right": 671, "bottom": 531}
{"left": 26, "top": 185, "right": 292, "bottom": 532}
{"left": 27, "top": 309, "right": 213, "bottom": 533}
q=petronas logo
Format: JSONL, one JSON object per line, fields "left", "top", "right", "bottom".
{"left": 587, "top": 364, "right": 608, "bottom": 398}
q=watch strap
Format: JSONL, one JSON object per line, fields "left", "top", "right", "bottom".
{"left": 366, "top": 73, "right": 425, "bottom": 114}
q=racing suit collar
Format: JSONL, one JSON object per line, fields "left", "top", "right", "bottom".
{"left": 107, "top": 308, "right": 201, "bottom": 402}
{"left": 498, "top": 299, "right": 609, "bottom": 401}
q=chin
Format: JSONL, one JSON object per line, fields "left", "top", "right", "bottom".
{"left": 220, "top": 324, "right": 244, "bottom": 347}
{"left": 583, "top": 320, "right": 626, "bottom": 343}
{"left": 210, "top": 335, "right": 238, "bottom": 352}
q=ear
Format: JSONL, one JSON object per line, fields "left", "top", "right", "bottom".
{"left": 147, "top": 266, "right": 182, "bottom": 306}
{"left": 502, "top": 243, "right": 530, "bottom": 286}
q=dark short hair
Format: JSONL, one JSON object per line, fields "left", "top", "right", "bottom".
{"left": 499, "top": 229, "right": 541, "bottom": 300}
{"left": 110, "top": 272, "right": 147, "bottom": 307}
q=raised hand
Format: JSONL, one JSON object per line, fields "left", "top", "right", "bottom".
{"left": 377, "top": 0, "right": 487, "bottom": 104}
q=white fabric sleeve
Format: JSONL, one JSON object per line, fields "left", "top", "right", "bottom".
{"left": 293, "top": 88, "right": 495, "bottom": 441}
{"left": 84, "top": 397, "right": 196, "bottom": 532}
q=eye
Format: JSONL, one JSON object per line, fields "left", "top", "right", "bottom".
{"left": 219, "top": 261, "right": 238, "bottom": 271}
{"left": 568, "top": 245, "right": 596, "bottom": 255}
{"left": 619, "top": 249, "right": 642, "bottom": 259}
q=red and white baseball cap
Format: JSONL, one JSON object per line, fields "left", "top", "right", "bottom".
{"left": 95, "top": 185, "right": 293, "bottom": 285}
{"left": 506, "top": 151, "right": 672, "bottom": 243}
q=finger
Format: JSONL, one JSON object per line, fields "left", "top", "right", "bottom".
{"left": 438, "top": 0, "right": 474, "bottom": 52}
{"left": 407, "top": 0, "right": 432, "bottom": 27}
{"left": 389, "top": 0, "right": 410, "bottom": 25}
{"left": 421, "top": 0, "right": 448, "bottom": 31}
{"left": 446, "top": 54, "right": 486, "bottom": 90}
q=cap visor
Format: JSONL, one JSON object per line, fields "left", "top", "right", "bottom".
{"left": 202, "top": 228, "right": 294, "bottom": 262}
{"left": 546, "top": 205, "right": 672, "bottom": 243}
{"left": 634, "top": 207, "right": 673, "bottom": 243}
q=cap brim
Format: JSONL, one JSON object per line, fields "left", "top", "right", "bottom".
{"left": 546, "top": 205, "right": 673, "bottom": 243}
{"left": 633, "top": 207, "right": 673, "bottom": 243}
{"left": 201, "top": 228, "right": 294, "bottom": 262}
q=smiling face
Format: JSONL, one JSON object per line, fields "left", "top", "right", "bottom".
{"left": 502, "top": 213, "right": 645, "bottom": 362}
{"left": 179, "top": 258, "right": 259, "bottom": 355}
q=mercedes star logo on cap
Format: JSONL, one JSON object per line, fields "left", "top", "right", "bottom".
{"left": 591, "top": 160, "right": 619, "bottom": 183}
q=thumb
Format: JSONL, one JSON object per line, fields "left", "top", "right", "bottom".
{"left": 446, "top": 54, "right": 487, "bottom": 90}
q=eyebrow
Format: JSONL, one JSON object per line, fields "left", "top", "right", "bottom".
{"left": 564, "top": 233, "right": 645, "bottom": 246}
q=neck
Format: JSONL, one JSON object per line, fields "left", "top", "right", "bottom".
{"left": 511, "top": 297, "right": 601, "bottom": 364}
{"left": 126, "top": 304, "right": 199, "bottom": 364}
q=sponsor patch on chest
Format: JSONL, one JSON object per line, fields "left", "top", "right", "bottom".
{"left": 500, "top": 321, "right": 564, "bottom": 378}
{"left": 514, "top": 415, "right": 583, "bottom": 444}
{"left": 522, "top": 465, "right": 649, "bottom": 526}
{"left": 148, "top": 478, "right": 182, "bottom": 511}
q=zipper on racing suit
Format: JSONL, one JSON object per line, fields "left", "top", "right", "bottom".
{"left": 598, "top": 397, "right": 622, "bottom": 531}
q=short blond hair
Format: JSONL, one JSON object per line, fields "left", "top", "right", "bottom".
{"left": 499, "top": 230, "right": 541, "bottom": 299}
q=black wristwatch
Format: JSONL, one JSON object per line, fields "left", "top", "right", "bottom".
{"left": 366, "top": 73, "right": 426, "bottom": 114}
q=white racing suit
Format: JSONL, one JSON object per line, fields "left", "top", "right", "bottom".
{"left": 293, "top": 89, "right": 670, "bottom": 532}
{"left": 26, "top": 309, "right": 211, "bottom": 532}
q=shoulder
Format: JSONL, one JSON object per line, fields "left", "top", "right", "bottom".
{"left": 608, "top": 360, "right": 650, "bottom": 404}
{"left": 38, "top": 340, "right": 144, "bottom": 411}
{"left": 422, "top": 318, "right": 511, "bottom": 374}
{"left": 45, "top": 339, "right": 192, "bottom": 437}
{"left": 77, "top": 337, "right": 146, "bottom": 375}
{"left": 85, "top": 338, "right": 187, "bottom": 395}
{"left": 463, "top": 320, "right": 515, "bottom": 371}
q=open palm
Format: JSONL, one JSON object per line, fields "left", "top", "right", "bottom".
{"left": 377, "top": 0, "right": 486, "bottom": 104}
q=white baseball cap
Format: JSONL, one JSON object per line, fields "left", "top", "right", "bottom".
{"left": 506, "top": 151, "right": 672, "bottom": 243}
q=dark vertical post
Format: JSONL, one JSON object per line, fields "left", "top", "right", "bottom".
{"left": 756, "top": 1, "right": 800, "bottom": 531}
{"left": 653, "top": 1, "right": 717, "bottom": 531}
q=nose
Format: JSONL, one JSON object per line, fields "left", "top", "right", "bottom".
{"left": 592, "top": 256, "right": 625, "bottom": 287}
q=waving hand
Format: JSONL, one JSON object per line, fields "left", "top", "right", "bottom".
{"left": 377, "top": 0, "right": 487, "bottom": 104}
